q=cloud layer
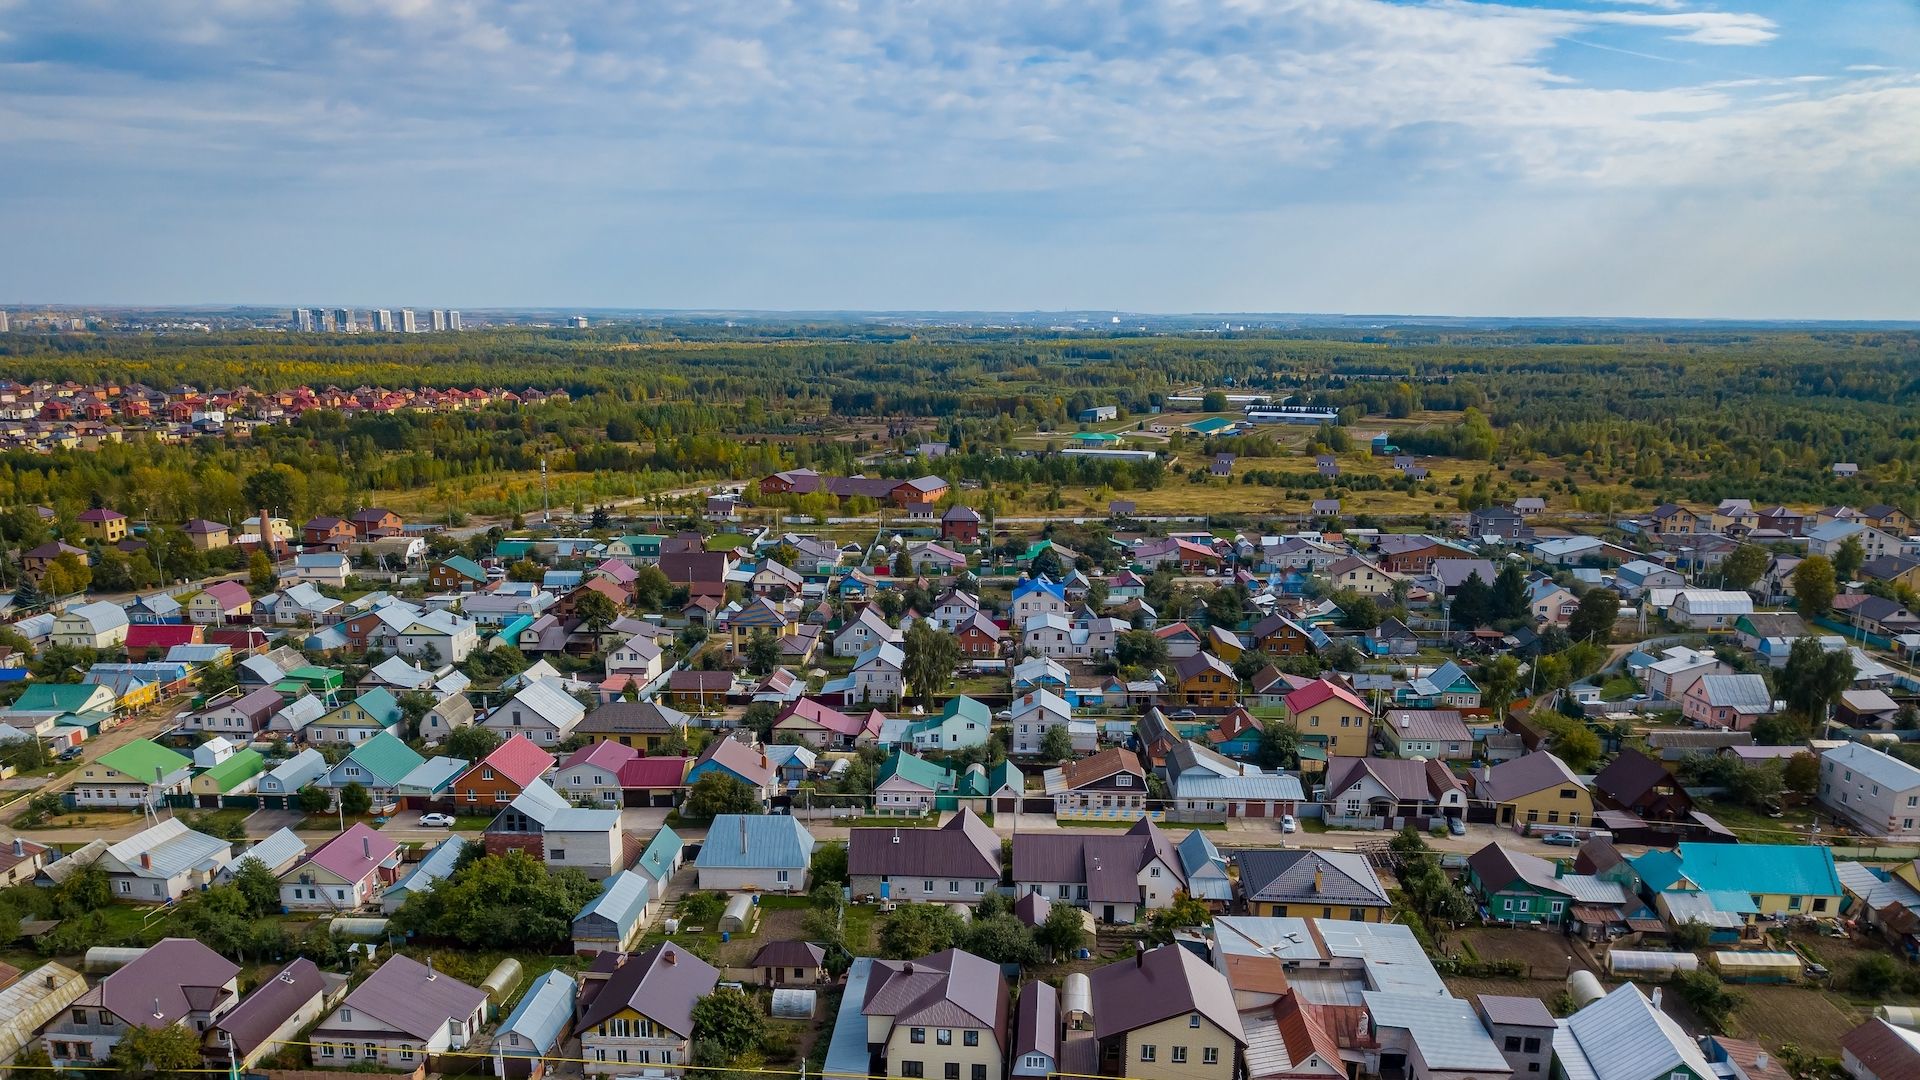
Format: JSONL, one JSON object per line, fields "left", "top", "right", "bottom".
{"left": 0, "top": 0, "right": 1915, "bottom": 316}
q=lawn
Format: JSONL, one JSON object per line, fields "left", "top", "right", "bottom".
{"left": 1599, "top": 674, "right": 1640, "bottom": 699}
{"left": 15, "top": 808, "right": 143, "bottom": 830}
{"left": 1695, "top": 798, "right": 1818, "bottom": 844}
{"left": 182, "top": 807, "right": 255, "bottom": 835}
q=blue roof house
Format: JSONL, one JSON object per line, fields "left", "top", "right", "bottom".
{"left": 695, "top": 815, "right": 815, "bottom": 893}
{"left": 491, "top": 969, "right": 577, "bottom": 1079}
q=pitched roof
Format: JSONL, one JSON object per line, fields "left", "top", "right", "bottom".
{"left": 863, "top": 948, "right": 1007, "bottom": 1035}
{"left": 560, "top": 740, "right": 638, "bottom": 774}
{"left": 577, "top": 942, "right": 719, "bottom": 1034}
{"left": 1475, "top": 751, "right": 1581, "bottom": 803}
{"left": 695, "top": 735, "right": 778, "bottom": 786}
{"left": 342, "top": 731, "right": 426, "bottom": 787}
{"left": 1088, "top": 944, "right": 1244, "bottom": 1044}
{"left": 876, "top": 749, "right": 954, "bottom": 792}
{"left": 1841, "top": 1019, "right": 1920, "bottom": 1080}
{"left": 1555, "top": 983, "right": 1713, "bottom": 1080}
{"left": 1050, "top": 747, "right": 1146, "bottom": 791}
{"left": 580, "top": 700, "right": 689, "bottom": 736}
{"left": 215, "top": 958, "right": 330, "bottom": 1056}
{"left": 497, "top": 970, "right": 577, "bottom": 1054}
{"left": 297, "top": 822, "right": 399, "bottom": 883}
{"left": 618, "top": 756, "right": 690, "bottom": 789}
{"left": 1237, "top": 849, "right": 1389, "bottom": 906}
{"left": 339, "top": 954, "right": 487, "bottom": 1041}
{"left": 478, "top": 733, "right": 557, "bottom": 787}
{"left": 849, "top": 809, "right": 999, "bottom": 879}
{"left": 695, "top": 815, "right": 814, "bottom": 869}
{"left": 1591, "top": 749, "right": 1681, "bottom": 808}
{"left": 100, "top": 938, "right": 238, "bottom": 1028}
{"left": 750, "top": 940, "right": 827, "bottom": 969}
{"left": 1823, "top": 741, "right": 1920, "bottom": 792}
{"left": 1467, "top": 843, "right": 1570, "bottom": 897}
{"left": 97, "top": 738, "right": 190, "bottom": 782}
{"left": 1285, "top": 679, "right": 1370, "bottom": 715}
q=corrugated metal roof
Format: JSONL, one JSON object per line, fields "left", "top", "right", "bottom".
{"left": 1363, "top": 991, "right": 1508, "bottom": 1071}
{"left": 498, "top": 969, "right": 576, "bottom": 1053}
{"left": 1556, "top": 983, "right": 1714, "bottom": 1080}
{"left": 695, "top": 815, "right": 814, "bottom": 869}
{"left": 575, "top": 870, "right": 652, "bottom": 937}
{"left": 824, "top": 959, "right": 878, "bottom": 1077}
{"left": 101, "top": 819, "right": 230, "bottom": 879}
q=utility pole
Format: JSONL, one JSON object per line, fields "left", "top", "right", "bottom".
{"left": 540, "top": 456, "right": 550, "bottom": 525}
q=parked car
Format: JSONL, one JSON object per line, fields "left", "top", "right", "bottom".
{"left": 1447, "top": 817, "right": 1466, "bottom": 836}
{"left": 1541, "top": 832, "right": 1580, "bottom": 846}
{"left": 1281, "top": 814, "right": 1297, "bottom": 834}
{"left": 418, "top": 813, "right": 455, "bottom": 828}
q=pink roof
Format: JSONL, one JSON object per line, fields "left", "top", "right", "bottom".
{"left": 777, "top": 697, "right": 877, "bottom": 738}
{"left": 561, "top": 740, "right": 638, "bottom": 773}
{"left": 595, "top": 559, "right": 639, "bottom": 584}
{"left": 480, "top": 733, "right": 556, "bottom": 788}
{"left": 618, "top": 756, "right": 691, "bottom": 788}
{"left": 301, "top": 822, "right": 399, "bottom": 884}
{"left": 698, "top": 737, "right": 778, "bottom": 786}
{"left": 1284, "top": 679, "right": 1370, "bottom": 715}
{"left": 78, "top": 507, "right": 127, "bottom": 521}
{"left": 199, "top": 580, "right": 252, "bottom": 610}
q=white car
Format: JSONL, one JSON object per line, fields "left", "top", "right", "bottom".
{"left": 418, "top": 813, "right": 455, "bottom": 828}
{"left": 1281, "top": 814, "right": 1298, "bottom": 834}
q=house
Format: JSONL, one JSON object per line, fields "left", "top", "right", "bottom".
{"left": 453, "top": 734, "right": 556, "bottom": 808}
{"left": 940, "top": 504, "right": 981, "bottom": 543}
{"left": 1238, "top": 849, "right": 1391, "bottom": 921}
{"left": 207, "top": 958, "right": 344, "bottom": 1070}
{"left": 686, "top": 735, "right": 778, "bottom": 803}
{"left": 1379, "top": 709, "right": 1472, "bottom": 760}
{"left": 1203, "top": 706, "right": 1264, "bottom": 761}
{"left": 1669, "top": 589, "right": 1755, "bottom": 630}
{"left": 279, "top": 823, "right": 402, "bottom": 911}
{"left": 1841, "top": 594, "right": 1920, "bottom": 638}
{"left": 1087, "top": 944, "right": 1244, "bottom": 1080}
{"left": 419, "top": 690, "right": 477, "bottom": 745}
{"left": 304, "top": 687, "right": 404, "bottom": 745}
{"left": 256, "top": 748, "right": 328, "bottom": 808}
{"left": 849, "top": 808, "right": 1001, "bottom": 901}
{"left": 482, "top": 678, "right": 588, "bottom": 745}
{"left": 1842, "top": 1018, "right": 1920, "bottom": 1080}
{"left": 184, "top": 685, "right": 284, "bottom": 737}
{"left": 1552, "top": 983, "right": 1717, "bottom": 1080}
{"left": 860, "top": 948, "right": 1010, "bottom": 1080}
{"left": 556, "top": 741, "right": 639, "bottom": 807}
{"left": 696, "top": 814, "right": 814, "bottom": 892}
{"left": 1466, "top": 843, "right": 1575, "bottom": 925}
{"left": 1468, "top": 505, "right": 1530, "bottom": 541}
{"left": 906, "top": 695, "right": 993, "bottom": 752}
{"left": 632, "top": 827, "right": 685, "bottom": 888}
{"left": 76, "top": 506, "right": 129, "bottom": 543}
{"left": 303, "top": 516, "right": 355, "bottom": 546}
{"left": 1470, "top": 752, "right": 1593, "bottom": 828}
{"left": 294, "top": 552, "right": 352, "bottom": 587}
{"left": 485, "top": 779, "right": 624, "bottom": 878}
{"left": 1680, "top": 674, "right": 1775, "bottom": 731}
{"left": 1839, "top": 688, "right": 1902, "bottom": 729}
{"left": 1247, "top": 612, "right": 1325, "bottom": 657}
{"left": 575, "top": 942, "right": 718, "bottom": 1076}
{"left": 955, "top": 612, "right": 1006, "bottom": 659}
{"left": 429, "top": 556, "right": 489, "bottom": 590}
{"left": 382, "top": 836, "right": 468, "bottom": 915}
{"left": 190, "top": 747, "right": 267, "bottom": 806}
{"left": 189, "top": 580, "right": 255, "bottom": 624}
{"left": 833, "top": 606, "right": 901, "bottom": 657}
{"left": 578, "top": 700, "right": 689, "bottom": 752}
{"left": 322, "top": 732, "right": 426, "bottom": 802}
{"left": 1614, "top": 559, "right": 1685, "bottom": 598}
{"left": 8, "top": 681, "right": 118, "bottom": 735}
{"left": 1012, "top": 818, "right": 1183, "bottom": 923}
{"left": 874, "top": 748, "right": 958, "bottom": 815}
{"left": 1173, "top": 650, "right": 1237, "bottom": 707}
{"left": 853, "top": 641, "right": 907, "bottom": 704}
{"left": 1644, "top": 646, "right": 1726, "bottom": 702}
{"left": 311, "top": 953, "right": 487, "bottom": 1069}
{"left": 571, "top": 870, "right": 655, "bottom": 955}
{"left": 51, "top": 601, "right": 130, "bottom": 650}
{"left": 749, "top": 940, "right": 827, "bottom": 988}
{"left": 1320, "top": 755, "right": 1466, "bottom": 830}
{"left": 1821, "top": 742, "right": 1920, "bottom": 842}
{"left": 349, "top": 507, "right": 404, "bottom": 538}
{"left": 492, "top": 970, "right": 576, "bottom": 1080}
{"left": 72, "top": 738, "right": 192, "bottom": 808}
{"left": 95, "top": 818, "right": 233, "bottom": 902}
{"left": 1285, "top": 679, "right": 1373, "bottom": 758}
{"left": 1592, "top": 749, "right": 1694, "bottom": 822}
{"left": 0, "top": 837, "right": 51, "bottom": 887}
{"left": 1632, "top": 842, "right": 1841, "bottom": 918}
{"left": 1043, "top": 747, "right": 1149, "bottom": 817}
{"left": 1166, "top": 740, "right": 1303, "bottom": 822}
{"left": 606, "top": 633, "right": 664, "bottom": 681}
{"left": 40, "top": 939, "right": 239, "bottom": 1066}
{"left": 1010, "top": 575, "right": 1071, "bottom": 624}
{"left": 124, "top": 592, "right": 186, "bottom": 625}
{"left": 1733, "top": 612, "right": 1811, "bottom": 666}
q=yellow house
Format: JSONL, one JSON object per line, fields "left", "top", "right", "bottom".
{"left": 1472, "top": 751, "right": 1593, "bottom": 828}
{"left": 1089, "top": 946, "right": 1245, "bottom": 1080}
{"left": 1208, "top": 626, "right": 1244, "bottom": 662}
{"left": 1640, "top": 843, "right": 1842, "bottom": 919}
{"left": 1237, "top": 850, "right": 1391, "bottom": 922}
{"left": 728, "top": 597, "right": 798, "bottom": 657}
{"left": 1283, "top": 680, "right": 1373, "bottom": 759}
{"left": 1323, "top": 556, "right": 1399, "bottom": 597}
{"left": 1174, "top": 651, "right": 1239, "bottom": 707}
{"left": 862, "top": 949, "right": 1008, "bottom": 1080}
{"left": 577, "top": 942, "right": 717, "bottom": 1076}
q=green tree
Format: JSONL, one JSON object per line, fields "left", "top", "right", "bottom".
{"left": 811, "top": 842, "right": 849, "bottom": 888}
{"left": 1146, "top": 893, "right": 1213, "bottom": 944}
{"left": 1201, "top": 391, "right": 1229, "bottom": 412}
{"left": 109, "top": 1024, "right": 205, "bottom": 1079}
{"left": 1783, "top": 752, "right": 1820, "bottom": 795}
{"left": 1478, "top": 655, "right": 1523, "bottom": 719}
{"left": 1722, "top": 544, "right": 1768, "bottom": 590}
{"left": 1256, "top": 719, "right": 1299, "bottom": 770}
{"left": 1777, "top": 636, "right": 1854, "bottom": 724}
{"left": 879, "top": 902, "right": 965, "bottom": 958}
{"left": 1568, "top": 588, "right": 1619, "bottom": 644}
{"left": 1450, "top": 572, "right": 1492, "bottom": 629}
{"left": 1113, "top": 628, "right": 1169, "bottom": 670}
{"left": 229, "top": 855, "right": 284, "bottom": 916}
{"left": 633, "top": 565, "right": 673, "bottom": 612}
{"left": 1792, "top": 555, "right": 1837, "bottom": 616}
{"left": 41, "top": 551, "right": 92, "bottom": 596}
{"left": 1336, "top": 593, "right": 1382, "bottom": 631}
{"left": 1675, "top": 969, "right": 1743, "bottom": 1031}
{"left": 681, "top": 772, "right": 762, "bottom": 824}
{"left": 1039, "top": 723, "right": 1076, "bottom": 761}
{"left": 743, "top": 630, "right": 781, "bottom": 675}
{"left": 243, "top": 463, "right": 309, "bottom": 518}
{"left": 901, "top": 619, "right": 960, "bottom": 705}
{"left": 295, "top": 785, "right": 329, "bottom": 813}
{"left": 576, "top": 590, "right": 621, "bottom": 636}
{"left": 445, "top": 724, "right": 502, "bottom": 761}
{"left": 1833, "top": 534, "right": 1866, "bottom": 583}
{"left": 1491, "top": 563, "right": 1529, "bottom": 623}
{"left": 691, "top": 987, "right": 766, "bottom": 1061}
{"left": 249, "top": 550, "right": 277, "bottom": 593}
{"left": 1035, "top": 901, "right": 1088, "bottom": 958}
{"left": 339, "top": 781, "right": 372, "bottom": 817}
{"left": 962, "top": 915, "right": 1043, "bottom": 965}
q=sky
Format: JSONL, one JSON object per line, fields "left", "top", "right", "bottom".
{"left": 1, "top": 0, "right": 1918, "bottom": 318}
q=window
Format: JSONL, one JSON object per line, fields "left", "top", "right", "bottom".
{"left": 1505, "top": 1037, "right": 1522, "bottom": 1052}
{"left": 962, "top": 1030, "right": 980, "bottom": 1047}
{"left": 925, "top": 880, "right": 936, "bottom": 893}
{"left": 1171, "top": 1048, "right": 1188, "bottom": 1064}
{"left": 937, "top": 1029, "right": 952, "bottom": 1046}
{"left": 777, "top": 870, "right": 789, "bottom": 883}
{"left": 71, "top": 1010, "right": 88, "bottom": 1025}
{"left": 1203, "top": 1048, "right": 1219, "bottom": 1065}
{"left": 949, "top": 881, "right": 959, "bottom": 894}
{"left": 911, "top": 1029, "right": 926, "bottom": 1044}
{"left": 1139, "top": 1045, "right": 1157, "bottom": 1063}
{"left": 340, "top": 1008, "right": 353, "bottom": 1023}
{"left": 945, "top": 1066, "right": 959, "bottom": 1080}
{"left": 901, "top": 1064, "right": 924, "bottom": 1079}
{"left": 971, "top": 1067, "right": 986, "bottom": 1080}
{"left": 1522, "top": 1037, "right": 1540, "bottom": 1054}
{"left": 400, "top": 1047, "right": 415, "bottom": 1062}
{"left": 342, "top": 1045, "right": 357, "bottom": 1060}
{"left": 117, "top": 881, "right": 131, "bottom": 894}
{"left": 1503, "top": 899, "right": 1514, "bottom": 911}
{"left": 974, "top": 881, "right": 985, "bottom": 894}
{"left": 320, "top": 1045, "right": 335, "bottom": 1059}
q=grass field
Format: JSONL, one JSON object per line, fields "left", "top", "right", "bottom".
{"left": 1695, "top": 798, "right": 1819, "bottom": 844}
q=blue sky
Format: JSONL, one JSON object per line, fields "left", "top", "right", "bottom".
{"left": 1, "top": 0, "right": 1916, "bottom": 317}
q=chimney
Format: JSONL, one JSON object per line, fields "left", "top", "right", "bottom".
{"left": 11, "top": 838, "right": 23, "bottom": 857}
{"left": 739, "top": 817, "right": 747, "bottom": 846}
{"left": 1134, "top": 942, "right": 1145, "bottom": 967}
{"left": 1650, "top": 987, "right": 1663, "bottom": 1010}
{"left": 1754, "top": 1053, "right": 1769, "bottom": 1072}
{"left": 426, "top": 957, "right": 437, "bottom": 981}
{"left": 139, "top": 852, "right": 152, "bottom": 870}
{"left": 153, "top": 996, "right": 164, "bottom": 1020}
{"left": 665, "top": 949, "right": 678, "bottom": 966}
{"left": 904, "top": 962, "right": 915, "bottom": 975}
{"left": 1312, "top": 867, "right": 1323, "bottom": 894}
{"left": 362, "top": 836, "right": 371, "bottom": 860}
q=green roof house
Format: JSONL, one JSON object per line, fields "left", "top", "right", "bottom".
{"left": 873, "top": 750, "right": 955, "bottom": 817}
{"left": 323, "top": 731, "right": 426, "bottom": 795}
{"left": 190, "top": 748, "right": 267, "bottom": 800}
{"left": 76, "top": 738, "right": 193, "bottom": 807}
{"left": 904, "top": 696, "right": 992, "bottom": 753}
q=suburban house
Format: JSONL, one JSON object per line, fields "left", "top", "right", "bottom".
{"left": 453, "top": 734, "right": 557, "bottom": 808}
{"left": 1680, "top": 674, "right": 1775, "bottom": 731}
{"left": 861, "top": 949, "right": 1010, "bottom": 1080}
{"left": 321, "top": 732, "right": 425, "bottom": 803}
{"left": 1174, "top": 650, "right": 1238, "bottom": 707}
{"left": 1285, "top": 679, "right": 1374, "bottom": 759}
{"left": 555, "top": 741, "right": 638, "bottom": 808}
{"left": 95, "top": 818, "right": 234, "bottom": 903}
{"left": 1043, "top": 747, "right": 1149, "bottom": 818}
{"left": 1378, "top": 709, "right": 1472, "bottom": 760}
{"left": 188, "top": 580, "right": 255, "bottom": 624}
{"left": 1821, "top": 742, "right": 1920, "bottom": 842}
{"left": 51, "top": 601, "right": 130, "bottom": 650}
{"left": 577, "top": 700, "right": 688, "bottom": 752}
{"left": 1551, "top": 984, "right": 1717, "bottom": 1080}
{"left": 491, "top": 970, "right": 576, "bottom": 1080}
{"left": 686, "top": 736, "right": 779, "bottom": 803}
{"left": 1466, "top": 844, "right": 1574, "bottom": 926}
{"left": 904, "top": 695, "right": 993, "bottom": 753}
{"left": 41, "top": 938, "right": 240, "bottom": 1066}
{"left": 1009, "top": 689, "right": 1078, "bottom": 757}
{"left": 1631, "top": 842, "right": 1841, "bottom": 918}
{"left": 1470, "top": 752, "right": 1594, "bottom": 829}
{"left": 311, "top": 953, "right": 487, "bottom": 1069}
{"left": 749, "top": 940, "right": 827, "bottom": 987}
{"left": 73, "top": 739, "right": 192, "bottom": 808}
{"left": 575, "top": 942, "right": 719, "bottom": 1076}
{"left": 1166, "top": 741, "right": 1304, "bottom": 822}
{"left": 484, "top": 779, "right": 624, "bottom": 879}
{"left": 482, "top": 678, "right": 587, "bottom": 745}
{"left": 1236, "top": 849, "right": 1391, "bottom": 921}
{"left": 1320, "top": 755, "right": 1466, "bottom": 830}
{"left": 183, "top": 686, "right": 285, "bottom": 738}
{"left": 1644, "top": 646, "right": 1727, "bottom": 702}
{"left": 774, "top": 697, "right": 882, "bottom": 750}
{"left": 1087, "top": 945, "right": 1245, "bottom": 1080}
{"left": 279, "top": 822, "right": 402, "bottom": 912}
{"left": 207, "top": 958, "right": 345, "bottom": 1071}
{"left": 695, "top": 814, "right": 815, "bottom": 892}
{"left": 304, "top": 687, "right": 405, "bottom": 746}
{"left": 849, "top": 809, "right": 1002, "bottom": 902}
{"left": 1011, "top": 818, "right": 1183, "bottom": 924}
{"left": 873, "top": 749, "right": 957, "bottom": 816}
{"left": 571, "top": 870, "right": 655, "bottom": 955}
{"left": 1591, "top": 749, "right": 1695, "bottom": 823}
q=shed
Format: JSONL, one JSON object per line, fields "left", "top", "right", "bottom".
{"left": 1061, "top": 971, "right": 1093, "bottom": 1030}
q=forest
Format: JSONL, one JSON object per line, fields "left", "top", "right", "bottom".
{"left": 1, "top": 323, "right": 1917, "bottom": 523}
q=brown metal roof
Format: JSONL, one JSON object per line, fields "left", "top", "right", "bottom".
{"left": 576, "top": 942, "right": 719, "bottom": 1036}
{"left": 214, "top": 958, "right": 328, "bottom": 1056}
{"left": 1089, "top": 945, "right": 1245, "bottom": 1045}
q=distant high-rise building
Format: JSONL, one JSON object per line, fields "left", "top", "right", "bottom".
{"left": 372, "top": 309, "right": 394, "bottom": 332}
{"left": 334, "top": 308, "right": 355, "bottom": 333}
{"left": 569, "top": 315, "right": 589, "bottom": 329}
{"left": 400, "top": 308, "right": 417, "bottom": 333}
{"left": 0, "top": 310, "right": 10, "bottom": 333}
{"left": 318, "top": 309, "right": 336, "bottom": 332}
{"left": 294, "top": 308, "right": 316, "bottom": 332}
{"left": 447, "top": 310, "right": 462, "bottom": 331}
{"left": 430, "top": 309, "right": 448, "bottom": 332}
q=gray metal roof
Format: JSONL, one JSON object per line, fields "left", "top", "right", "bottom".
{"left": 232, "top": 828, "right": 306, "bottom": 874}
{"left": 100, "top": 819, "right": 230, "bottom": 880}
{"left": 1363, "top": 991, "right": 1508, "bottom": 1072}
{"left": 340, "top": 954, "right": 487, "bottom": 1041}
{"left": 1556, "top": 982, "right": 1714, "bottom": 1080}
{"left": 498, "top": 969, "right": 576, "bottom": 1054}
{"left": 695, "top": 814, "right": 815, "bottom": 869}
{"left": 574, "top": 870, "right": 652, "bottom": 936}
{"left": 1238, "top": 849, "right": 1389, "bottom": 906}
{"left": 824, "top": 959, "right": 878, "bottom": 1077}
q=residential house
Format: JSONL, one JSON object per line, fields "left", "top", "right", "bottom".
{"left": 188, "top": 580, "right": 254, "bottom": 624}
{"left": 1044, "top": 747, "right": 1149, "bottom": 818}
{"left": 833, "top": 606, "right": 901, "bottom": 658}
{"left": 905, "top": 695, "right": 993, "bottom": 753}
{"left": 72, "top": 738, "right": 191, "bottom": 808}
{"left": 571, "top": 871, "right": 655, "bottom": 955}
{"left": 556, "top": 741, "right": 639, "bottom": 808}
{"left": 1237, "top": 849, "right": 1391, "bottom": 921}
{"left": 321, "top": 732, "right": 426, "bottom": 804}
{"left": 1247, "top": 612, "right": 1326, "bottom": 657}
{"left": 1821, "top": 742, "right": 1920, "bottom": 842}
{"left": 577, "top": 700, "right": 688, "bottom": 752}
{"left": 1466, "top": 843, "right": 1575, "bottom": 925}
{"left": 1842, "top": 1018, "right": 1920, "bottom": 1080}
{"left": 311, "top": 954, "right": 487, "bottom": 1069}
{"left": 1203, "top": 706, "right": 1264, "bottom": 761}
{"left": 74, "top": 821, "right": 208, "bottom": 907}
{"left": 853, "top": 641, "right": 907, "bottom": 705}
{"left": 183, "top": 686, "right": 284, "bottom": 738}
{"left": 1011, "top": 576, "right": 1071, "bottom": 624}
{"left": 632, "top": 827, "right": 685, "bottom": 889}
{"left": 1320, "top": 755, "right": 1466, "bottom": 830}
{"left": 1669, "top": 589, "right": 1755, "bottom": 630}
{"left": 304, "top": 687, "right": 404, "bottom": 745}
{"left": 41, "top": 939, "right": 239, "bottom": 1066}
{"left": 1166, "top": 741, "right": 1303, "bottom": 822}
{"left": 606, "top": 634, "right": 664, "bottom": 682}
{"left": 256, "top": 748, "right": 328, "bottom": 808}
{"left": 294, "top": 552, "right": 352, "bottom": 587}
{"left": 1174, "top": 651, "right": 1237, "bottom": 708}
{"left": 575, "top": 942, "right": 718, "bottom": 1076}
{"left": 940, "top": 504, "right": 982, "bottom": 543}
{"left": 1614, "top": 559, "right": 1685, "bottom": 598}
{"left": 1551, "top": 984, "right": 1716, "bottom": 1080}
{"left": 419, "top": 690, "right": 477, "bottom": 745}
{"left": 685, "top": 735, "right": 778, "bottom": 804}
{"left": 1644, "top": 646, "right": 1726, "bottom": 702}
{"left": 1397, "top": 660, "right": 1480, "bottom": 709}
{"left": 394, "top": 756, "right": 469, "bottom": 810}
{"left": 189, "top": 748, "right": 266, "bottom": 807}
{"left": 452, "top": 734, "right": 556, "bottom": 809}
{"left": 874, "top": 749, "right": 957, "bottom": 815}
{"left": 279, "top": 822, "right": 401, "bottom": 912}
{"left": 1285, "top": 679, "right": 1374, "bottom": 758}
{"left": 1321, "top": 556, "right": 1398, "bottom": 597}
{"left": 772, "top": 697, "right": 880, "bottom": 750}
{"left": 749, "top": 940, "right": 827, "bottom": 987}
{"left": 207, "top": 958, "right": 344, "bottom": 1071}
{"left": 429, "top": 556, "right": 489, "bottom": 591}
{"left": 1632, "top": 842, "right": 1841, "bottom": 918}
{"left": 694, "top": 814, "right": 814, "bottom": 892}
{"left": 1087, "top": 945, "right": 1244, "bottom": 1080}
{"left": 1470, "top": 752, "right": 1593, "bottom": 828}
{"left": 76, "top": 506, "right": 128, "bottom": 543}
{"left": 1379, "top": 709, "right": 1472, "bottom": 760}
{"left": 1680, "top": 674, "right": 1775, "bottom": 731}
{"left": 482, "top": 678, "right": 588, "bottom": 745}
{"left": 1592, "top": 749, "right": 1694, "bottom": 822}
{"left": 492, "top": 970, "right": 576, "bottom": 1080}
{"left": 381, "top": 836, "right": 468, "bottom": 915}
{"left": 485, "top": 779, "right": 624, "bottom": 878}
{"left": 861, "top": 949, "right": 1010, "bottom": 1080}
{"left": 848, "top": 808, "right": 1002, "bottom": 901}
{"left": 51, "top": 601, "right": 130, "bottom": 650}
{"left": 1012, "top": 818, "right": 1184, "bottom": 924}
